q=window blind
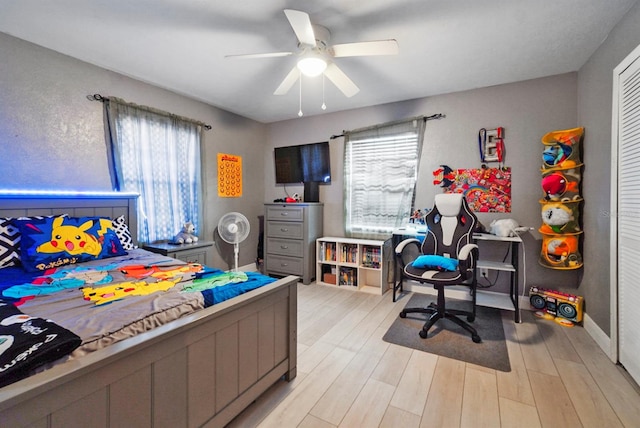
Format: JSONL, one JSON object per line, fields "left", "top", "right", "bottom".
{"left": 344, "top": 118, "right": 425, "bottom": 239}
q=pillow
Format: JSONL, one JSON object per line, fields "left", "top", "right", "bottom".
{"left": 411, "top": 255, "right": 459, "bottom": 271}
{"left": 0, "top": 218, "right": 20, "bottom": 269}
{"left": 0, "top": 215, "right": 67, "bottom": 269}
{"left": 112, "top": 215, "right": 136, "bottom": 250}
{"left": 14, "top": 216, "right": 127, "bottom": 272}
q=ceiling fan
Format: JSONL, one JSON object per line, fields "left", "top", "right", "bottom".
{"left": 225, "top": 9, "right": 399, "bottom": 98}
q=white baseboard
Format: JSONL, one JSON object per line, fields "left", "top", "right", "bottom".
{"left": 404, "top": 282, "right": 531, "bottom": 318}
{"left": 238, "top": 263, "right": 258, "bottom": 272}
{"left": 583, "top": 312, "right": 615, "bottom": 361}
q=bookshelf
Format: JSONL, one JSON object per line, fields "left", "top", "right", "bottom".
{"left": 316, "top": 237, "right": 390, "bottom": 295}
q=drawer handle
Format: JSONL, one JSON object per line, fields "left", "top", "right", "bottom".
{"left": 280, "top": 245, "right": 289, "bottom": 249}
{"left": 280, "top": 212, "right": 289, "bottom": 216}
{"left": 280, "top": 263, "right": 289, "bottom": 267}
{"left": 280, "top": 228, "right": 289, "bottom": 232}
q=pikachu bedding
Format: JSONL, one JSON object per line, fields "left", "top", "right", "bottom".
{"left": 1, "top": 248, "right": 204, "bottom": 358}
{"left": 0, "top": 214, "right": 275, "bottom": 387}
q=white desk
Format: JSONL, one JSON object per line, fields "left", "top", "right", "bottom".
{"left": 391, "top": 229, "right": 522, "bottom": 323}
{"left": 474, "top": 232, "right": 522, "bottom": 323}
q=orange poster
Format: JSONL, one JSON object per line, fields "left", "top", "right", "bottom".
{"left": 217, "top": 153, "right": 242, "bottom": 197}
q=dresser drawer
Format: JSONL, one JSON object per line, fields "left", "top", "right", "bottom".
{"left": 266, "top": 206, "right": 304, "bottom": 222}
{"left": 267, "top": 221, "right": 304, "bottom": 239}
{"left": 266, "top": 255, "right": 304, "bottom": 276}
{"left": 173, "top": 250, "right": 206, "bottom": 264}
{"left": 266, "top": 237, "right": 304, "bottom": 257}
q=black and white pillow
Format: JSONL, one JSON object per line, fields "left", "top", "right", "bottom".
{"left": 112, "top": 215, "right": 136, "bottom": 250}
{"left": 0, "top": 218, "right": 21, "bottom": 268}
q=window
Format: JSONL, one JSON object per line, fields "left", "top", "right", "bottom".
{"left": 104, "top": 97, "right": 203, "bottom": 243}
{"left": 343, "top": 117, "right": 426, "bottom": 239}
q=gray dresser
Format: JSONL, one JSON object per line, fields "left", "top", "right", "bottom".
{"left": 264, "top": 203, "right": 323, "bottom": 284}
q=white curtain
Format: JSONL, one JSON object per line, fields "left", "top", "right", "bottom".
{"left": 105, "top": 97, "right": 203, "bottom": 244}
{"left": 343, "top": 117, "right": 426, "bottom": 239}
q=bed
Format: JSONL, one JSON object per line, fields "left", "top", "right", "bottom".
{"left": 0, "top": 192, "right": 298, "bottom": 428}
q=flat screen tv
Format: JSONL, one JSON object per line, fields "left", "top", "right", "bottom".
{"left": 274, "top": 141, "right": 331, "bottom": 202}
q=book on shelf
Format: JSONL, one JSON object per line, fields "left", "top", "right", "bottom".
{"left": 339, "top": 267, "right": 357, "bottom": 287}
{"left": 319, "top": 241, "right": 336, "bottom": 262}
{"left": 362, "top": 246, "right": 381, "bottom": 269}
{"left": 341, "top": 244, "right": 358, "bottom": 264}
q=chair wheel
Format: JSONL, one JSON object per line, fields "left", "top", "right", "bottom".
{"left": 399, "top": 311, "right": 406, "bottom": 318}
{"left": 472, "top": 335, "right": 481, "bottom": 343}
{"left": 467, "top": 315, "right": 475, "bottom": 322}
{"left": 419, "top": 329, "right": 428, "bottom": 339}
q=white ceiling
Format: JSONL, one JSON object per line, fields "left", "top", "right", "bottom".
{"left": 0, "top": 0, "right": 637, "bottom": 123}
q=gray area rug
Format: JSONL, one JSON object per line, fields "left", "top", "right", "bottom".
{"left": 383, "top": 293, "right": 511, "bottom": 372}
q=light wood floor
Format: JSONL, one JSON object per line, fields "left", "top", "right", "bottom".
{"left": 228, "top": 282, "right": 640, "bottom": 428}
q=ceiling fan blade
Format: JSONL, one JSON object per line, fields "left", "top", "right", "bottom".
{"left": 324, "top": 63, "right": 359, "bottom": 98}
{"left": 331, "top": 40, "right": 399, "bottom": 57}
{"left": 284, "top": 9, "right": 317, "bottom": 47}
{"left": 225, "top": 52, "right": 293, "bottom": 60}
{"left": 274, "top": 66, "right": 301, "bottom": 95}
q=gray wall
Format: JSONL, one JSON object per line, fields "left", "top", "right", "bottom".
{"left": 267, "top": 73, "right": 579, "bottom": 296}
{"left": 577, "top": 1, "right": 640, "bottom": 335}
{"left": 265, "top": 1, "right": 640, "bottom": 338}
{"left": 0, "top": 32, "right": 267, "bottom": 270}
{"left": 3, "top": 0, "right": 640, "bottom": 338}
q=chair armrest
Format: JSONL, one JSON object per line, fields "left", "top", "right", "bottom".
{"left": 395, "top": 238, "right": 422, "bottom": 268}
{"left": 458, "top": 243, "right": 479, "bottom": 281}
{"left": 458, "top": 243, "right": 478, "bottom": 261}
{"left": 395, "top": 238, "right": 421, "bottom": 254}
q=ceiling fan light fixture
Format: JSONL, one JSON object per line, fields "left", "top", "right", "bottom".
{"left": 297, "top": 56, "right": 327, "bottom": 77}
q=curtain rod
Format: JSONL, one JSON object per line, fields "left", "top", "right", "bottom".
{"left": 329, "top": 113, "right": 445, "bottom": 139}
{"left": 87, "top": 93, "right": 212, "bottom": 130}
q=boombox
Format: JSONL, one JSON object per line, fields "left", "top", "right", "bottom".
{"left": 529, "top": 286, "right": 584, "bottom": 323}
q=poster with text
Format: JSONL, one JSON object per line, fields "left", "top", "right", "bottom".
{"left": 217, "top": 153, "right": 242, "bottom": 197}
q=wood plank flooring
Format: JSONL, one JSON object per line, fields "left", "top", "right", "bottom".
{"left": 227, "top": 283, "right": 640, "bottom": 428}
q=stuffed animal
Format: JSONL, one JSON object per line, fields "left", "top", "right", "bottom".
{"left": 490, "top": 219, "right": 519, "bottom": 237}
{"left": 173, "top": 222, "right": 199, "bottom": 244}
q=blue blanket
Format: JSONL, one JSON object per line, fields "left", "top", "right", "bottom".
{"left": 199, "top": 271, "right": 277, "bottom": 307}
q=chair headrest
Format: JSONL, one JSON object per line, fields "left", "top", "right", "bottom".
{"left": 434, "top": 193, "right": 464, "bottom": 217}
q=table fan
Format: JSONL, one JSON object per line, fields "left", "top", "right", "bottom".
{"left": 217, "top": 212, "right": 250, "bottom": 271}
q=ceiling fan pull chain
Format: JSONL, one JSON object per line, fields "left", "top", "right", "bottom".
{"left": 322, "top": 74, "right": 327, "bottom": 110}
{"left": 298, "top": 75, "right": 304, "bottom": 117}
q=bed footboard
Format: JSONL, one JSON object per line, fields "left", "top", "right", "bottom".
{"left": 0, "top": 275, "right": 298, "bottom": 428}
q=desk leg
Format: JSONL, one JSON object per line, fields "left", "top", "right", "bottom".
{"left": 511, "top": 242, "right": 521, "bottom": 323}
{"left": 392, "top": 235, "right": 400, "bottom": 302}
{"left": 393, "top": 252, "right": 401, "bottom": 302}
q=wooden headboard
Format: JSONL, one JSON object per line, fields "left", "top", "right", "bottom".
{"left": 0, "top": 192, "right": 139, "bottom": 246}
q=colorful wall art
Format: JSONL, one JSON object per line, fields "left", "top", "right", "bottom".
{"left": 435, "top": 167, "right": 512, "bottom": 213}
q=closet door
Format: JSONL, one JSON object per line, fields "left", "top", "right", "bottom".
{"left": 614, "top": 43, "right": 640, "bottom": 385}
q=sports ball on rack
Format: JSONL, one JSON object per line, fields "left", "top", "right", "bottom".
{"left": 539, "top": 201, "right": 581, "bottom": 234}
{"left": 541, "top": 127, "right": 584, "bottom": 170}
{"left": 539, "top": 233, "right": 582, "bottom": 269}
{"left": 541, "top": 169, "right": 581, "bottom": 201}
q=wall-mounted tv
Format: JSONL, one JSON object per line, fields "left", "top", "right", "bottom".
{"left": 274, "top": 141, "right": 331, "bottom": 202}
